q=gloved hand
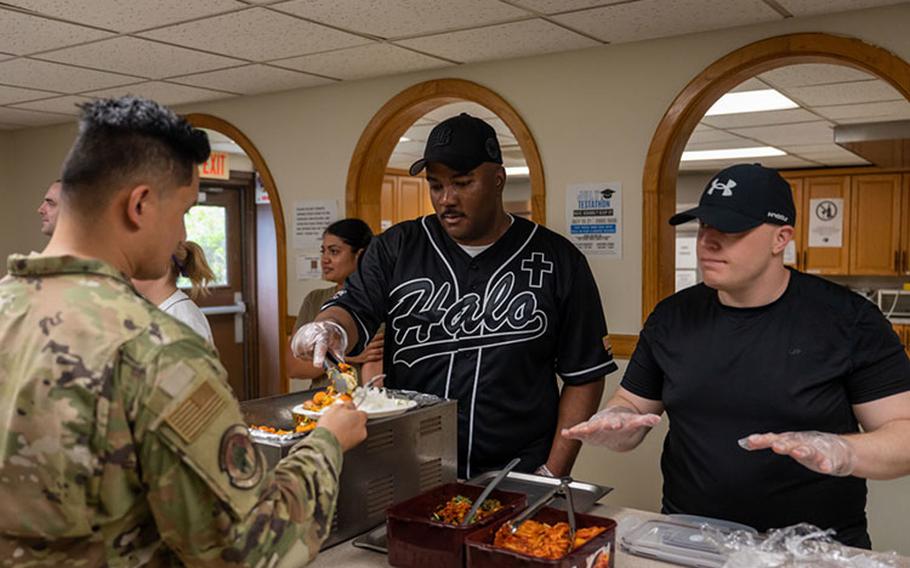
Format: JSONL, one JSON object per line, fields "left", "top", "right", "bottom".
{"left": 561, "top": 406, "right": 661, "bottom": 451}
{"left": 738, "top": 431, "right": 856, "bottom": 477}
{"left": 290, "top": 321, "right": 348, "bottom": 368}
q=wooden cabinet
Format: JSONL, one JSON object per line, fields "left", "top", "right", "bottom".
{"left": 782, "top": 170, "right": 910, "bottom": 276}
{"left": 802, "top": 176, "right": 851, "bottom": 274}
{"left": 849, "top": 174, "right": 902, "bottom": 275}
{"left": 380, "top": 169, "right": 434, "bottom": 230}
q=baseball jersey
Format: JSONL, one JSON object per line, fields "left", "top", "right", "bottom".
{"left": 0, "top": 255, "right": 342, "bottom": 566}
{"left": 326, "top": 215, "right": 616, "bottom": 478}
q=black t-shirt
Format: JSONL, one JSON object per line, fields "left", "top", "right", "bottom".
{"left": 326, "top": 215, "right": 616, "bottom": 478}
{"left": 622, "top": 269, "right": 910, "bottom": 547}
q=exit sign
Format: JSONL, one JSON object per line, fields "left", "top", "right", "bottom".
{"left": 199, "top": 151, "right": 230, "bottom": 180}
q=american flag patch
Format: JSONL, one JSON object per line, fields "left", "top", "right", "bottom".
{"left": 165, "top": 381, "right": 226, "bottom": 444}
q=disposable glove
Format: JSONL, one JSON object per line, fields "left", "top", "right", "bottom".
{"left": 738, "top": 431, "right": 856, "bottom": 477}
{"left": 561, "top": 406, "right": 661, "bottom": 451}
{"left": 290, "top": 320, "right": 348, "bottom": 368}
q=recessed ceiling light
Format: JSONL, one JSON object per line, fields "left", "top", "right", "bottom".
{"left": 705, "top": 89, "right": 798, "bottom": 116}
{"left": 399, "top": 136, "right": 411, "bottom": 142}
{"left": 681, "top": 146, "right": 786, "bottom": 161}
{"left": 505, "top": 166, "right": 529, "bottom": 176}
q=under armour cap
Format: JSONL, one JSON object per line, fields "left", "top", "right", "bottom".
{"left": 669, "top": 163, "right": 796, "bottom": 233}
{"left": 409, "top": 113, "right": 503, "bottom": 176}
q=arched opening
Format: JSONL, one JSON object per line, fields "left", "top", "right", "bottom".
{"left": 346, "top": 78, "right": 546, "bottom": 231}
{"left": 185, "top": 113, "right": 289, "bottom": 395}
{"left": 641, "top": 32, "right": 910, "bottom": 319}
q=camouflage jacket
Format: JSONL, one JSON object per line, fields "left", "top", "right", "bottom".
{"left": 0, "top": 255, "right": 342, "bottom": 567}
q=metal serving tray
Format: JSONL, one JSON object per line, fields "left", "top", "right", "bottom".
{"left": 465, "top": 471, "right": 612, "bottom": 513}
{"left": 240, "top": 389, "right": 458, "bottom": 549}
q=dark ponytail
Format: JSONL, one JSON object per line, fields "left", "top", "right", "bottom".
{"left": 324, "top": 218, "right": 373, "bottom": 253}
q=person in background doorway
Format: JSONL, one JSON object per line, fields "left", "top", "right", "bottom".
{"left": 133, "top": 240, "right": 216, "bottom": 347}
{"left": 563, "top": 163, "right": 910, "bottom": 548}
{"left": 37, "top": 179, "right": 62, "bottom": 236}
{"left": 286, "top": 218, "right": 384, "bottom": 387}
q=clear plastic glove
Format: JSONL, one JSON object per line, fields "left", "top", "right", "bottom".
{"left": 738, "top": 431, "right": 856, "bottom": 477}
{"left": 290, "top": 320, "right": 348, "bottom": 368}
{"left": 561, "top": 406, "right": 661, "bottom": 451}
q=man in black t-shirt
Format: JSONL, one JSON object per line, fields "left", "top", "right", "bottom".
{"left": 293, "top": 114, "right": 616, "bottom": 478}
{"left": 564, "top": 163, "right": 910, "bottom": 548}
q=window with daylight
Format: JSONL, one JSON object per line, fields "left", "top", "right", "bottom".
{"left": 180, "top": 205, "right": 228, "bottom": 287}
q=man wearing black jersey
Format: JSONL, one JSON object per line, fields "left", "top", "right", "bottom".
{"left": 564, "top": 163, "right": 910, "bottom": 548}
{"left": 293, "top": 113, "right": 616, "bottom": 478}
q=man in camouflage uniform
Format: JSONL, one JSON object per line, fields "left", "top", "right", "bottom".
{"left": 0, "top": 96, "right": 367, "bottom": 566}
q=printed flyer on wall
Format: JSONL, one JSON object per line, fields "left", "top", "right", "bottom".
{"left": 566, "top": 182, "right": 622, "bottom": 258}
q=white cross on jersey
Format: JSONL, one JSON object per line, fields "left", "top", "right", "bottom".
{"left": 521, "top": 252, "right": 553, "bottom": 289}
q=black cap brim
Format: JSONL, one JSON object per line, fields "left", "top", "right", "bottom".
{"left": 408, "top": 158, "right": 428, "bottom": 176}
{"left": 669, "top": 205, "right": 763, "bottom": 233}
{"left": 408, "top": 156, "right": 485, "bottom": 177}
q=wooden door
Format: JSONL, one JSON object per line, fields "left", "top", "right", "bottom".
{"left": 902, "top": 174, "right": 910, "bottom": 275}
{"left": 396, "top": 176, "right": 427, "bottom": 222}
{"left": 192, "top": 182, "right": 255, "bottom": 400}
{"left": 786, "top": 178, "right": 803, "bottom": 269}
{"left": 850, "top": 174, "right": 902, "bottom": 275}
{"left": 380, "top": 175, "right": 396, "bottom": 231}
{"left": 803, "top": 176, "right": 850, "bottom": 275}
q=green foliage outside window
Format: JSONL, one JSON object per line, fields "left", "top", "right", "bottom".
{"left": 179, "top": 205, "right": 228, "bottom": 288}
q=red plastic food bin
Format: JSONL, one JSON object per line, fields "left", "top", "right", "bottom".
{"left": 464, "top": 506, "right": 616, "bottom": 568}
{"left": 386, "top": 481, "right": 527, "bottom": 568}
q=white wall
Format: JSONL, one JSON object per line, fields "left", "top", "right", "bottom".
{"left": 2, "top": 2, "right": 910, "bottom": 553}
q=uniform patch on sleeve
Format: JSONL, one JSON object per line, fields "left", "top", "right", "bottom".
{"left": 219, "top": 424, "right": 264, "bottom": 490}
{"left": 602, "top": 335, "right": 613, "bottom": 357}
{"left": 163, "top": 381, "right": 226, "bottom": 444}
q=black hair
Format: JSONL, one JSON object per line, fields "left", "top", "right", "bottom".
{"left": 324, "top": 218, "right": 373, "bottom": 253}
{"left": 60, "top": 96, "right": 210, "bottom": 214}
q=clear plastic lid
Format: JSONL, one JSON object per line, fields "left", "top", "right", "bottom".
{"left": 620, "top": 515, "right": 757, "bottom": 568}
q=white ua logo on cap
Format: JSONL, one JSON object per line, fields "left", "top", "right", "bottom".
{"left": 707, "top": 178, "right": 737, "bottom": 197}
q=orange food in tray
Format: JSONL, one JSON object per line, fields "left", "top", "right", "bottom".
{"left": 430, "top": 495, "right": 503, "bottom": 526}
{"left": 493, "top": 520, "right": 607, "bottom": 560}
{"left": 250, "top": 420, "right": 317, "bottom": 435}
{"left": 301, "top": 386, "right": 352, "bottom": 412}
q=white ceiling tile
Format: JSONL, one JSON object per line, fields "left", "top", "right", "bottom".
{"left": 500, "top": 133, "right": 519, "bottom": 147}
{"left": 85, "top": 81, "right": 232, "bottom": 106}
{"left": 140, "top": 8, "right": 369, "bottom": 61}
{"left": 0, "top": 58, "right": 140, "bottom": 92}
{"left": 413, "top": 117, "right": 436, "bottom": 126}
{"left": 700, "top": 108, "right": 821, "bottom": 129}
{"left": 423, "top": 101, "right": 499, "bottom": 122}
{"left": 774, "top": 0, "right": 908, "bottom": 17}
{"left": 508, "top": 0, "right": 626, "bottom": 15}
{"left": 0, "top": 9, "right": 114, "bottom": 55}
{"left": 693, "top": 124, "right": 716, "bottom": 133}
{"left": 0, "top": 106, "right": 73, "bottom": 126}
{"left": 0, "top": 84, "right": 53, "bottom": 105}
{"left": 395, "top": 140, "right": 426, "bottom": 154}
{"left": 836, "top": 110, "right": 910, "bottom": 124}
{"left": 756, "top": 155, "right": 819, "bottom": 169}
{"left": 487, "top": 116, "right": 520, "bottom": 139}
{"left": 171, "top": 64, "right": 333, "bottom": 95}
{"left": 729, "top": 121, "right": 835, "bottom": 146}
{"left": 38, "top": 37, "right": 245, "bottom": 79}
{"left": 684, "top": 139, "right": 765, "bottom": 151}
{"left": 1, "top": 1, "right": 247, "bottom": 32}
{"left": 679, "top": 159, "right": 733, "bottom": 172}
{"left": 396, "top": 19, "right": 597, "bottom": 64}
{"left": 729, "top": 77, "right": 770, "bottom": 93}
{"left": 782, "top": 143, "right": 862, "bottom": 160}
{"left": 786, "top": 80, "right": 903, "bottom": 106}
{"left": 687, "top": 129, "right": 746, "bottom": 144}
{"left": 813, "top": 100, "right": 910, "bottom": 120}
{"left": 274, "top": 43, "right": 449, "bottom": 81}
{"left": 758, "top": 63, "right": 874, "bottom": 88}
{"left": 9, "top": 95, "right": 94, "bottom": 115}
{"left": 552, "top": 0, "right": 779, "bottom": 44}
{"left": 387, "top": 153, "right": 419, "bottom": 170}
{"left": 402, "top": 123, "right": 436, "bottom": 142}
{"left": 273, "top": 0, "right": 529, "bottom": 39}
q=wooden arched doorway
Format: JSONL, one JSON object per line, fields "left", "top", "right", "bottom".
{"left": 641, "top": 32, "right": 910, "bottom": 321}
{"left": 347, "top": 78, "right": 546, "bottom": 231}
{"left": 186, "top": 113, "right": 289, "bottom": 393}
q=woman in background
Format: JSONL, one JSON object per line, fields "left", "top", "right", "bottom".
{"left": 287, "top": 219, "right": 383, "bottom": 388}
{"left": 133, "top": 240, "right": 215, "bottom": 347}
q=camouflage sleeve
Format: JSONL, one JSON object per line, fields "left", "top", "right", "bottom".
{"left": 130, "top": 341, "right": 343, "bottom": 567}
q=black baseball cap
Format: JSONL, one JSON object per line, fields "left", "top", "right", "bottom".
{"left": 669, "top": 163, "right": 796, "bottom": 233}
{"left": 409, "top": 113, "right": 503, "bottom": 176}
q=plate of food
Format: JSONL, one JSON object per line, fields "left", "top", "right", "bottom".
{"left": 292, "top": 386, "right": 417, "bottom": 420}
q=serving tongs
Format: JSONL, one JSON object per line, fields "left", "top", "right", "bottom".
{"left": 323, "top": 350, "right": 357, "bottom": 394}
{"left": 507, "top": 476, "right": 578, "bottom": 544}
{"left": 460, "top": 457, "right": 521, "bottom": 527}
